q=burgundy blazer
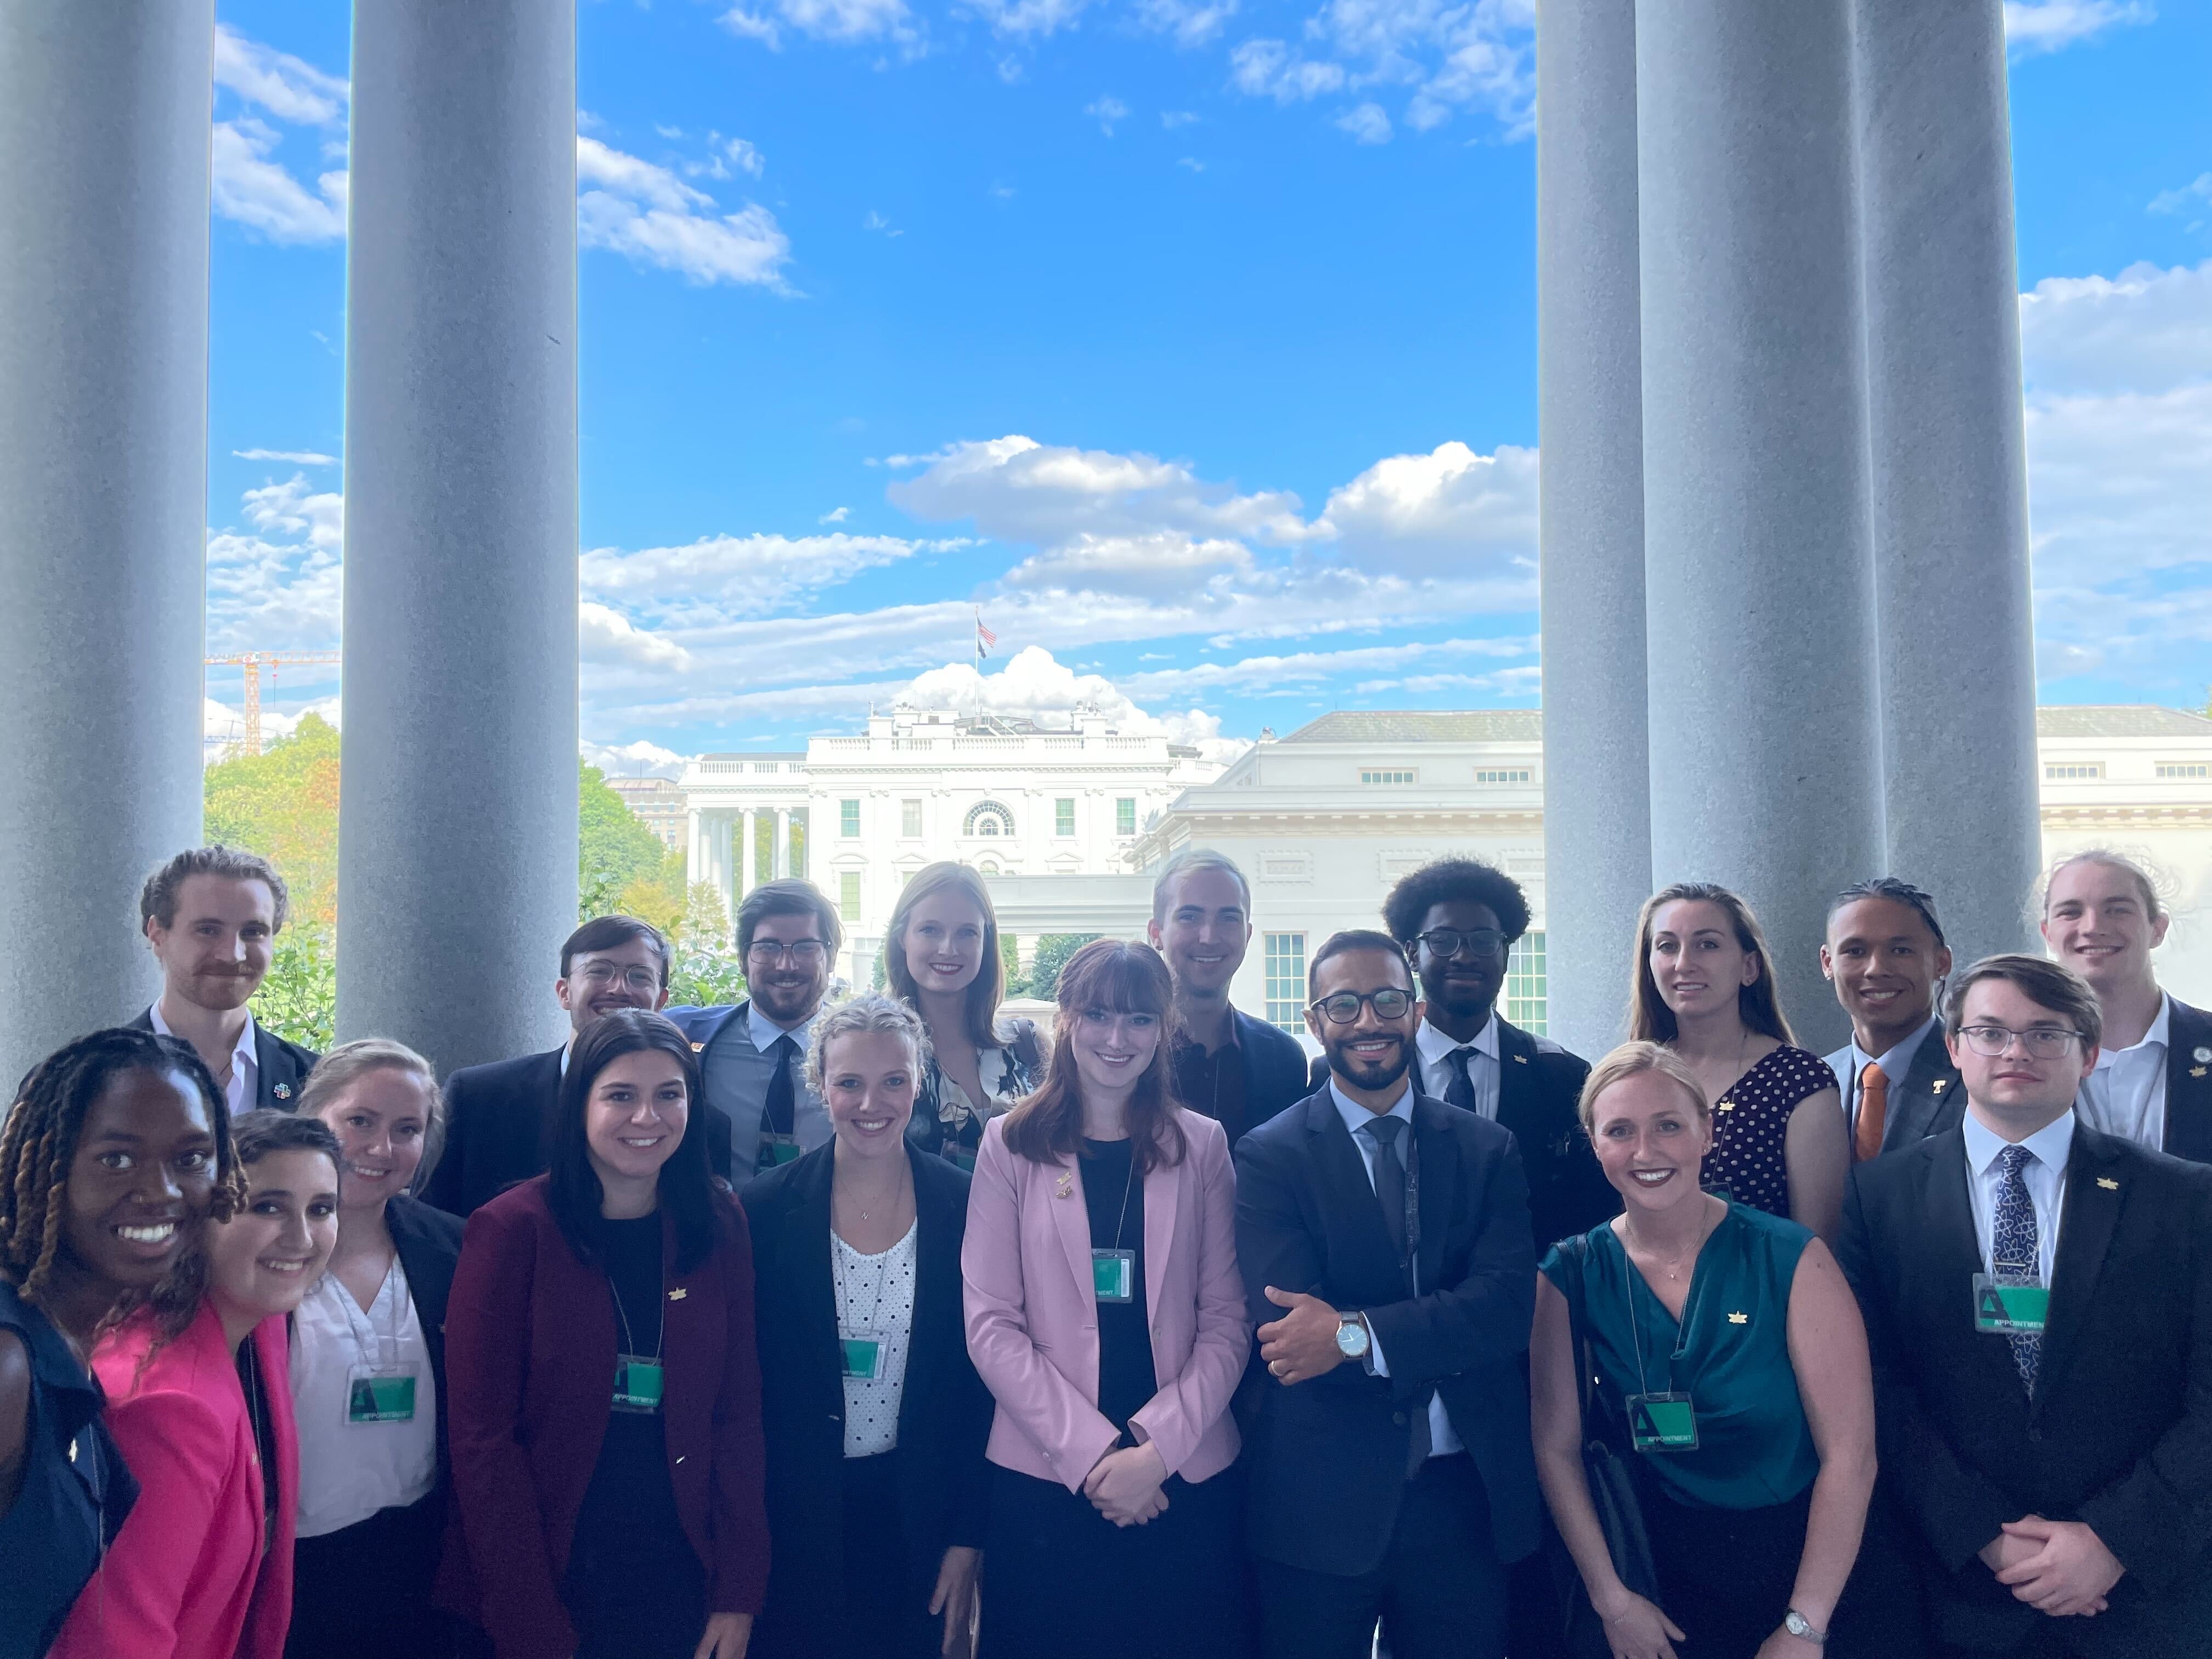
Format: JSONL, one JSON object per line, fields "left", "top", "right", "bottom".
{"left": 437, "top": 1177, "right": 770, "bottom": 1659}
{"left": 53, "top": 1301, "right": 298, "bottom": 1659}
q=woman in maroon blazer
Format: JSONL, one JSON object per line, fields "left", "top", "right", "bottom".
{"left": 439, "top": 1009, "right": 769, "bottom": 1659}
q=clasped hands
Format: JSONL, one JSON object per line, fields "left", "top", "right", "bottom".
{"left": 1979, "top": 1515, "right": 2124, "bottom": 1617}
{"left": 1084, "top": 1440, "right": 1169, "bottom": 1527}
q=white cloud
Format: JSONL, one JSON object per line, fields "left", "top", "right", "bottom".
{"left": 687, "top": 135, "right": 768, "bottom": 180}
{"left": 2019, "top": 259, "right": 2212, "bottom": 396}
{"left": 960, "top": 0, "right": 1094, "bottom": 36}
{"left": 2150, "top": 172, "right": 2212, "bottom": 237}
{"left": 720, "top": 0, "right": 921, "bottom": 48}
{"left": 1336, "top": 101, "right": 1392, "bottom": 143}
{"left": 820, "top": 506, "right": 851, "bottom": 523}
{"left": 213, "top": 24, "right": 348, "bottom": 126}
{"left": 897, "top": 646, "right": 1250, "bottom": 763}
{"left": 1120, "top": 634, "right": 1534, "bottom": 698}
{"left": 205, "top": 475, "right": 346, "bottom": 652}
{"left": 1317, "top": 440, "right": 1538, "bottom": 574}
{"left": 576, "top": 136, "right": 794, "bottom": 288}
{"left": 582, "top": 737, "right": 693, "bottom": 779}
{"left": 1177, "top": 157, "right": 1207, "bottom": 172}
{"left": 234, "top": 448, "right": 337, "bottom": 465}
{"left": 1228, "top": 40, "right": 1346, "bottom": 101}
{"left": 1161, "top": 110, "right": 1202, "bottom": 129}
{"left": 213, "top": 117, "right": 348, "bottom": 244}
{"left": 863, "top": 210, "right": 903, "bottom": 236}
{"left": 581, "top": 531, "right": 941, "bottom": 620}
{"left": 582, "top": 602, "right": 695, "bottom": 672}
{"left": 1086, "top": 96, "right": 1131, "bottom": 134}
{"left": 1138, "top": 0, "right": 1238, "bottom": 46}
{"left": 2002, "top": 0, "right": 2153, "bottom": 57}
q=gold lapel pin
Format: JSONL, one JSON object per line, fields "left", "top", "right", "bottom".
{"left": 1513, "top": 1054, "right": 1528, "bottom": 1065}
{"left": 1716, "top": 1101, "right": 1735, "bottom": 1113}
{"left": 668, "top": 1288, "right": 689, "bottom": 1300}
{"left": 690, "top": 1041, "right": 706, "bottom": 1053}
{"left": 1055, "top": 1171, "right": 1074, "bottom": 1198}
{"left": 2097, "top": 1176, "right": 2120, "bottom": 1190}
{"left": 2193, "top": 1066, "right": 2208, "bottom": 1080}
{"left": 1727, "top": 1311, "right": 1748, "bottom": 1324}
{"left": 1932, "top": 1080, "right": 1948, "bottom": 1094}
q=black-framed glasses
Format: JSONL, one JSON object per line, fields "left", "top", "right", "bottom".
{"left": 1957, "top": 1024, "right": 2085, "bottom": 1059}
{"left": 1308, "top": 988, "right": 1414, "bottom": 1024}
{"left": 1413, "top": 927, "right": 1506, "bottom": 962}
{"left": 747, "top": 939, "right": 828, "bottom": 966}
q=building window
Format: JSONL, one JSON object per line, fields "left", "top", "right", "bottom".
{"left": 1505, "top": 930, "right": 1548, "bottom": 1036}
{"left": 964, "top": 799, "right": 1014, "bottom": 837}
{"left": 1056, "top": 798, "right": 1076, "bottom": 837}
{"left": 2043, "top": 763, "right": 2104, "bottom": 781}
{"left": 1361, "top": 769, "right": 1416, "bottom": 786}
{"left": 1265, "top": 933, "right": 1307, "bottom": 1033}
{"left": 1115, "top": 797, "right": 1137, "bottom": 837}
{"left": 840, "top": 799, "right": 861, "bottom": 838}
{"left": 837, "top": 871, "right": 861, "bottom": 922}
{"left": 2157, "top": 763, "right": 2210, "bottom": 779}
{"left": 901, "top": 798, "right": 923, "bottom": 837}
{"left": 1475, "top": 768, "right": 1533, "bottom": 785}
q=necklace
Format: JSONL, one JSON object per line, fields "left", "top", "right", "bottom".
{"left": 837, "top": 1157, "right": 912, "bottom": 1227}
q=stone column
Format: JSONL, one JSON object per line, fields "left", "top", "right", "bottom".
{"left": 0, "top": 3, "right": 212, "bottom": 1084}
{"left": 1536, "top": 0, "right": 1649, "bottom": 1057}
{"left": 738, "top": 808, "right": 756, "bottom": 905}
{"left": 1857, "top": 0, "right": 2040, "bottom": 962}
{"left": 1637, "top": 0, "right": 1882, "bottom": 1052}
{"left": 337, "top": 0, "right": 579, "bottom": 1069}
{"left": 686, "top": 808, "right": 708, "bottom": 893}
{"left": 774, "top": 808, "right": 791, "bottom": 880}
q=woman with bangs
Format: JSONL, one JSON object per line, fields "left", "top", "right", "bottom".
{"left": 963, "top": 939, "right": 1252, "bottom": 1659}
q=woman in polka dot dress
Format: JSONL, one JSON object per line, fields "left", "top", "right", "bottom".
{"left": 743, "top": 994, "right": 992, "bottom": 1659}
{"left": 1628, "top": 882, "right": 1849, "bottom": 1242}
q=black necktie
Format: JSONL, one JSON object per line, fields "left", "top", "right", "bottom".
{"left": 1444, "top": 1047, "right": 1479, "bottom": 1114}
{"left": 758, "top": 1035, "right": 798, "bottom": 1172}
{"left": 1363, "top": 1116, "right": 1410, "bottom": 1275}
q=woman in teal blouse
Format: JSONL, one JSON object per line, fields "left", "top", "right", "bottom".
{"left": 1531, "top": 1042, "right": 1875, "bottom": 1659}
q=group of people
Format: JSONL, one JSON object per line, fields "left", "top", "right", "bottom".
{"left": 2, "top": 837, "right": 2209, "bottom": 1659}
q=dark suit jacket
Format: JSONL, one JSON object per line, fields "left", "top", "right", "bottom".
{"left": 1826, "top": 1025, "right": 1966, "bottom": 1153}
{"left": 126, "top": 1008, "right": 318, "bottom": 1110}
{"left": 2163, "top": 996, "right": 2212, "bottom": 1165}
{"left": 1837, "top": 1122, "right": 2212, "bottom": 1649}
{"left": 1235, "top": 1085, "right": 1541, "bottom": 1577}
{"left": 1222, "top": 1007, "right": 1314, "bottom": 1147}
{"left": 1306, "top": 1017, "right": 1617, "bottom": 1253}
{"left": 740, "top": 1142, "right": 992, "bottom": 1656}
{"left": 437, "top": 1177, "right": 770, "bottom": 1659}
{"left": 422, "top": 1045, "right": 733, "bottom": 1216}
{"left": 386, "top": 1192, "right": 466, "bottom": 1481}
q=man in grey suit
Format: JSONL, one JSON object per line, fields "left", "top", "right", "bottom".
{"left": 1821, "top": 877, "right": 1965, "bottom": 1159}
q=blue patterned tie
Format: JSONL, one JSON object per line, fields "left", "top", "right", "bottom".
{"left": 1992, "top": 1144, "right": 2042, "bottom": 1396}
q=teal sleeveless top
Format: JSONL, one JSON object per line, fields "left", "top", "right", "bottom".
{"left": 1540, "top": 1201, "right": 1818, "bottom": 1511}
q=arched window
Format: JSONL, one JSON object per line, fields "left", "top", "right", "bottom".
{"left": 964, "top": 799, "right": 1015, "bottom": 838}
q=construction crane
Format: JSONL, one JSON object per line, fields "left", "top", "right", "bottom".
{"left": 206, "top": 652, "right": 342, "bottom": 755}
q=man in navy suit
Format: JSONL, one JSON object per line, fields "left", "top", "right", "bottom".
{"left": 1149, "top": 847, "right": 1313, "bottom": 1148}
{"left": 1237, "top": 929, "right": 1539, "bottom": 1659}
{"left": 1821, "top": 876, "right": 1965, "bottom": 1157}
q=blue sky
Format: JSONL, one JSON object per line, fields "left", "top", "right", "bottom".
{"left": 204, "top": 0, "right": 2212, "bottom": 770}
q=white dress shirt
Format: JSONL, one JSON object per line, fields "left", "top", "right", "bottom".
{"left": 290, "top": 1255, "right": 438, "bottom": 1538}
{"left": 1327, "top": 1077, "right": 1462, "bottom": 1458}
{"left": 2076, "top": 993, "right": 2170, "bottom": 1152}
{"left": 1961, "top": 1109, "right": 2073, "bottom": 1286}
{"left": 1842, "top": 1014, "right": 1939, "bottom": 1133}
{"left": 148, "top": 1002, "right": 257, "bottom": 1119}
{"left": 1414, "top": 1014, "right": 1500, "bottom": 1121}
{"left": 749, "top": 999, "right": 822, "bottom": 1059}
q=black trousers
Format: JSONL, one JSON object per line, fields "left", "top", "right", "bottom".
{"left": 1643, "top": 1484, "right": 1810, "bottom": 1659}
{"left": 1928, "top": 1571, "right": 2212, "bottom": 1659}
{"left": 286, "top": 1492, "right": 459, "bottom": 1659}
{"left": 840, "top": 1449, "right": 945, "bottom": 1659}
{"left": 1254, "top": 1453, "right": 1507, "bottom": 1659}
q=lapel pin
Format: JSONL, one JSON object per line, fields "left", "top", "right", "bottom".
{"left": 1055, "top": 1171, "right": 1074, "bottom": 1198}
{"left": 1727, "top": 1311, "right": 1748, "bottom": 1324}
{"left": 2097, "top": 1176, "right": 2120, "bottom": 1190}
{"left": 2194, "top": 1066, "right": 2209, "bottom": 1080}
{"left": 1716, "top": 1101, "right": 1734, "bottom": 1113}
{"left": 273, "top": 1082, "right": 292, "bottom": 1101}
{"left": 2194, "top": 1047, "right": 2211, "bottom": 1064}
{"left": 1512, "top": 1054, "right": 1528, "bottom": 1065}
{"left": 668, "top": 1288, "right": 688, "bottom": 1300}
{"left": 67, "top": 1437, "right": 79, "bottom": 1464}
{"left": 690, "top": 1041, "right": 706, "bottom": 1053}
{"left": 1931, "top": 1080, "right": 1948, "bottom": 1094}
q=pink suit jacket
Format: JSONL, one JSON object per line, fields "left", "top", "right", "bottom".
{"left": 962, "top": 1107, "right": 1249, "bottom": 1493}
{"left": 54, "top": 1299, "right": 298, "bottom": 1659}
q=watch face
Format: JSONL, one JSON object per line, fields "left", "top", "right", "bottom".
{"left": 1335, "top": 1319, "right": 1367, "bottom": 1356}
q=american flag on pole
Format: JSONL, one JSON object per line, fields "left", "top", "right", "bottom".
{"left": 975, "top": 610, "right": 997, "bottom": 663}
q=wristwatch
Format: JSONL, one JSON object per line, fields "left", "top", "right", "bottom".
{"left": 1334, "top": 1312, "right": 1370, "bottom": 1360}
{"left": 1783, "top": 1609, "right": 1826, "bottom": 1645}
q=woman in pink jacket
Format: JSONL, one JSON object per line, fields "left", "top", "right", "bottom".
{"left": 963, "top": 938, "right": 1251, "bottom": 1658}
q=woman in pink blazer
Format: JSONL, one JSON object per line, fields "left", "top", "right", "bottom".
{"left": 56, "top": 1110, "right": 341, "bottom": 1659}
{"left": 963, "top": 939, "right": 1251, "bottom": 1659}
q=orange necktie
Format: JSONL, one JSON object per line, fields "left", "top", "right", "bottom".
{"left": 1855, "top": 1060, "right": 1888, "bottom": 1162}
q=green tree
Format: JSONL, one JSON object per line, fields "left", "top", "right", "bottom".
{"left": 667, "top": 882, "right": 747, "bottom": 1007}
{"left": 999, "top": 934, "right": 1024, "bottom": 997}
{"left": 204, "top": 714, "right": 342, "bottom": 932}
{"left": 1025, "top": 933, "right": 1101, "bottom": 1001}
{"left": 580, "top": 761, "right": 671, "bottom": 919}
{"left": 254, "top": 928, "right": 337, "bottom": 1049}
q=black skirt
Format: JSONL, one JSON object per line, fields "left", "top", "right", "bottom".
{"left": 286, "top": 1492, "right": 460, "bottom": 1659}
{"left": 1644, "top": 1484, "right": 1813, "bottom": 1659}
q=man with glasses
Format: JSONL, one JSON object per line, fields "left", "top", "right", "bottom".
{"left": 1236, "top": 929, "right": 1540, "bottom": 1659}
{"left": 1837, "top": 954, "right": 2212, "bottom": 1655}
{"left": 425, "top": 913, "right": 731, "bottom": 1214}
{"left": 666, "top": 878, "right": 842, "bottom": 1177}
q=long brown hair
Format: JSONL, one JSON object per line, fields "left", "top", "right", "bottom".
{"left": 884, "top": 861, "right": 1009, "bottom": 1051}
{"left": 1001, "top": 939, "right": 1187, "bottom": 1173}
{"left": 1628, "top": 881, "right": 1795, "bottom": 1046}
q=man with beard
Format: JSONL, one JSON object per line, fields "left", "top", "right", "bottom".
{"left": 423, "top": 913, "right": 726, "bottom": 1214}
{"left": 131, "top": 845, "right": 318, "bottom": 1114}
{"left": 1235, "top": 930, "right": 1539, "bottom": 1659}
{"left": 667, "top": 878, "right": 842, "bottom": 1177}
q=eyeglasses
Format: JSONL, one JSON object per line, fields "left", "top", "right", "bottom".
{"left": 574, "top": 962, "right": 662, "bottom": 993}
{"left": 747, "top": 939, "right": 828, "bottom": 966}
{"left": 1957, "top": 1025, "right": 2086, "bottom": 1059}
{"left": 1414, "top": 927, "right": 1506, "bottom": 962}
{"left": 1308, "top": 988, "right": 1414, "bottom": 1024}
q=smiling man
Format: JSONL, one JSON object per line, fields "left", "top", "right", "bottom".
{"left": 1147, "top": 848, "right": 1310, "bottom": 1148}
{"left": 1821, "top": 877, "right": 1962, "bottom": 1157}
{"left": 2039, "top": 850, "right": 2212, "bottom": 1162}
{"left": 130, "top": 845, "right": 318, "bottom": 1116}
{"left": 1837, "top": 955, "right": 2212, "bottom": 1656}
{"left": 1235, "top": 929, "right": 1539, "bottom": 1659}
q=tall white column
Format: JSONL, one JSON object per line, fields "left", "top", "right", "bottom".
{"left": 1536, "top": 0, "right": 1649, "bottom": 1057}
{"left": 0, "top": 4, "right": 212, "bottom": 1083}
{"left": 1857, "top": 0, "right": 2040, "bottom": 962}
{"left": 738, "top": 809, "right": 756, "bottom": 904}
{"left": 713, "top": 816, "right": 734, "bottom": 916}
{"left": 1637, "top": 0, "right": 1882, "bottom": 1052}
{"left": 774, "top": 808, "right": 792, "bottom": 880}
{"left": 686, "top": 807, "right": 707, "bottom": 892}
{"left": 337, "top": 0, "right": 579, "bottom": 1069}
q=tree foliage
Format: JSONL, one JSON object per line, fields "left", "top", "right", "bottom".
{"left": 1025, "top": 933, "right": 1102, "bottom": 1001}
{"left": 665, "top": 882, "right": 747, "bottom": 1007}
{"left": 204, "top": 715, "right": 342, "bottom": 932}
{"left": 580, "top": 761, "right": 675, "bottom": 921}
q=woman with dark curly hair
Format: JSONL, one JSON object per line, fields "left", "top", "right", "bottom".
{"left": 1, "top": 1028, "right": 240, "bottom": 1659}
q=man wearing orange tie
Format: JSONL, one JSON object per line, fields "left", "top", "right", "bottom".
{"left": 1821, "top": 877, "right": 1963, "bottom": 1159}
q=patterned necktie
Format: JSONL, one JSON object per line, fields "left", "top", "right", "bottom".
{"left": 1443, "top": 1048, "right": 1479, "bottom": 1114}
{"left": 1992, "top": 1144, "right": 2042, "bottom": 1396}
{"left": 1854, "top": 1060, "right": 1888, "bottom": 1162}
{"left": 757, "top": 1034, "right": 798, "bottom": 1173}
